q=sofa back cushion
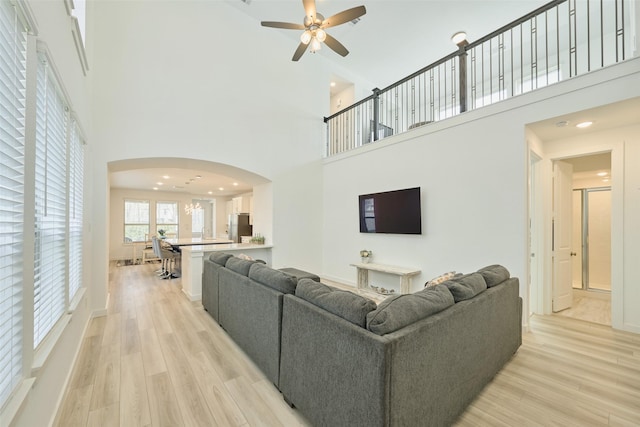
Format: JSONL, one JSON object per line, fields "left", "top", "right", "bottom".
{"left": 477, "top": 264, "right": 510, "bottom": 287}
{"left": 443, "top": 272, "right": 487, "bottom": 302}
{"left": 295, "top": 279, "right": 377, "bottom": 328}
{"left": 366, "top": 284, "right": 455, "bottom": 335}
{"left": 209, "top": 252, "right": 233, "bottom": 266}
{"left": 225, "top": 256, "right": 255, "bottom": 276}
{"left": 249, "top": 263, "right": 297, "bottom": 294}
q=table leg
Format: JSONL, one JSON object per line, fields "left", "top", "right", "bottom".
{"left": 356, "top": 268, "right": 369, "bottom": 291}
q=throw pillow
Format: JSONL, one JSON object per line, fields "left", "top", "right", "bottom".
{"left": 477, "top": 264, "right": 510, "bottom": 287}
{"left": 442, "top": 272, "right": 487, "bottom": 302}
{"left": 295, "top": 279, "right": 377, "bottom": 328}
{"left": 424, "top": 271, "right": 457, "bottom": 287}
{"left": 366, "top": 284, "right": 455, "bottom": 335}
{"left": 248, "top": 263, "right": 297, "bottom": 294}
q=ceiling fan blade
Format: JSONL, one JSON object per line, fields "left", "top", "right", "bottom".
{"left": 302, "top": 0, "right": 317, "bottom": 20}
{"left": 261, "top": 21, "right": 305, "bottom": 30}
{"left": 322, "top": 5, "right": 366, "bottom": 28}
{"left": 292, "top": 42, "right": 309, "bottom": 61}
{"left": 324, "top": 33, "right": 349, "bottom": 57}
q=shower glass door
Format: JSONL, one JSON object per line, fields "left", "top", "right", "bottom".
{"left": 572, "top": 188, "right": 611, "bottom": 291}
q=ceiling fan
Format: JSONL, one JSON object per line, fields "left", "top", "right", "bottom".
{"left": 261, "top": 0, "right": 366, "bottom": 61}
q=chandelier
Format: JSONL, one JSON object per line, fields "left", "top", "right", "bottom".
{"left": 184, "top": 202, "right": 201, "bottom": 215}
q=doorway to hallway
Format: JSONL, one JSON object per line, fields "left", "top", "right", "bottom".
{"left": 553, "top": 153, "right": 612, "bottom": 325}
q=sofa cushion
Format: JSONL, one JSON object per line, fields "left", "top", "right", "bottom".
{"left": 279, "top": 267, "right": 321, "bottom": 282}
{"left": 209, "top": 252, "right": 233, "bottom": 266}
{"left": 366, "top": 284, "right": 455, "bottom": 335}
{"left": 477, "top": 264, "right": 510, "bottom": 287}
{"left": 225, "top": 256, "right": 255, "bottom": 276}
{"left": 249, "top": 263, "right": 298, "bottom": 294}
{"left": 443, "top": 272, "right": 487, "bottom": 302}
{"left": 295, "top": 279, "right": 377, "bottom": 328}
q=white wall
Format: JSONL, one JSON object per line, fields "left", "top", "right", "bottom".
{"left": 321, "top": 58, "right": 640, "bottom": 334}
{"left": 88, "top": 0, "right": 336, "bottom": 312}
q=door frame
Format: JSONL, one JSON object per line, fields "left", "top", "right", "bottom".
{"left": 528, "top": 141, "right": 623, "bottom": 329}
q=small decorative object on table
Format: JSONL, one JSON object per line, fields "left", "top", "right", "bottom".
{"left": 360, "top": 249, "right": 372, "bottom": 263}
{"left": 158, "top": 229, "right": 166, "bottom": 239}
{"left": 250, "top": 233, "right": 265, "bottom": 244}
{"left": 370, "top": 285, "right": 396, "bottom": 295}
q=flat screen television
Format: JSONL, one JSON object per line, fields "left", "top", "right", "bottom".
{"left": 359, "top": 187, "right": 422, "bottom": 234}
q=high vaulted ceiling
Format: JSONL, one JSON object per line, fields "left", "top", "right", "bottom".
{"left": 227, "top": 0, "right": 550, "bottom": 88}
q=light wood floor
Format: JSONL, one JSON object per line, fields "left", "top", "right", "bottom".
{"left": 555, "top": 289, "right": 612, "bottom": 326}
{"left": 55, "top": 263, "right": 640, "bottom": 426}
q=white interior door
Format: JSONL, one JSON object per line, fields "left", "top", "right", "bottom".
{"left": 553, "top": 161, "right": 574, "bottom": 312}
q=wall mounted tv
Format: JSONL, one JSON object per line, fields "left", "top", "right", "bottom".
{"left": 359, "top": 187, "right": 422, "bottom": 234}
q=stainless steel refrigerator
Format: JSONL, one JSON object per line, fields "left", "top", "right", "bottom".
{"left": 228, "top": 213, "right": 252, "bottom": 243}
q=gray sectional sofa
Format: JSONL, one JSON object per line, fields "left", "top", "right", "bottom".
{"left": 202, "top": 256, "right": 522, "bottom": 426}
{"left": 279, "top": 265, "right": 522, "bottom": 427}
{"left": 202, "top": 253, "right": 303, "bottom": 387}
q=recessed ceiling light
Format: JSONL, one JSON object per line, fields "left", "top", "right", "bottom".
{"left": 555, "top": 120, "right": 569, "bottom": 127}
{"left": 208, "top": 191, "right": 213, "bottom": 195}
{"left": 163, "top": 175, "right": 170, "bottom": 179}
{"left": 576, "top": 121, "right": 593, "bottom": 128}
{"left": 233, "top": 182, "right": 238, "bottom": 186}
{"left": 602, "top": 178, "right": 610, "bottom": 183}
{"left": 330, "top": 82, "right": 336, "bottom": 87}
{"left": 195, "top": 175, "right": 202, "bottom": 179}
{"left": 596, "top": 172, "right": 608, "bottom": 177}
{"left": 219, "top": 187, "right": 224, "bottom": 191}
{"left": 153, "top": 187, "right": 158, "bottom": 190}
{"left": 156, "top": 182, "right": 163, "bottom": 185}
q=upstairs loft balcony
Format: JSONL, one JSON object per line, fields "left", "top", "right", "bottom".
{"left": 324, "top": 0, "right": 638, "bottom": 157}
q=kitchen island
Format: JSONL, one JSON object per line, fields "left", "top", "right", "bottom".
{"left": 179, "top": 243, "right": 273, "bottom": 301}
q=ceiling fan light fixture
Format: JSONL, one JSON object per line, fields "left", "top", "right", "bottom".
{"left": 300, "top": 30, "right": 312, "bottom": 44}
{"left": 310, "top": 37, "right": 322, "bottom": 52}
{"left": 315, "top": 28, "right": 326, "bottom": 42}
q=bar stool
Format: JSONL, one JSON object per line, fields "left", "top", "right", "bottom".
{"left": 152, "top": 236, "right": 178, "bottom": 279}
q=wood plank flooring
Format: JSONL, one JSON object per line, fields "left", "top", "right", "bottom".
{"left": 55, "top": 263, "right": 640, "bottom": 426}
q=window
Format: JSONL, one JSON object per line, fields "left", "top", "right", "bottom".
{"left": 124, "top": 200, "right": 149, "bottom": 242}
{"left": 33, "top": 53, "right": 68, "bottom": 348}
{"left": 156, "top": 201, "right": 178, "bottom": 237}
{"left": 68, "top": 120, "right": 84, "bottom": 300}
{"left": 0, "top": 0, "right": 27, "bottom": 408}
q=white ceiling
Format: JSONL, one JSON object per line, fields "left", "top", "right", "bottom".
{"left": 526, "top": 96, "right": 640, "bottom": 141}
{"left": 227, "top": 0, "right": 550, "bottom": 88}
{"left": 110, "top": 167, "right": 254, "bottom": 196}
{"left": 109, "top": 1, "right": 638, "bottom": 195}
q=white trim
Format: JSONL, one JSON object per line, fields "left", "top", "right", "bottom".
{"left": 31, "top": 314, "right": 72, "bottom": 376}
{"left": 71, "top": 16, "right": 88, "bottom": 75}
{"left": 68, "top": 287, "right": 86, "bottom": 313}
{"left": 0, "top": 377, "right": 35, "bottom": 427}
{"left": 12, "top": 0, "right": 38, "bottom": 35}
{"left": 45, "top": 312, "right": 92, "bottom": 427}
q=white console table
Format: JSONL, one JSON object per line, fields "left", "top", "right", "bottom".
{"left": 350, "top": 262, "right": 421, "bottom": 294}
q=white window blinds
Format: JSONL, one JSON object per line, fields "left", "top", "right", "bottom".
{"left": 0, "top": 0, "right": 26, "bottom": 408}
{"left": 68, "top": 120, "right": 83, "bottom": 300}
{"left": 33, "top": 53, "right": 68, "bottom": 348}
